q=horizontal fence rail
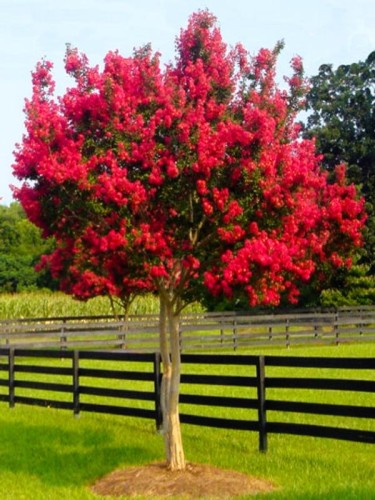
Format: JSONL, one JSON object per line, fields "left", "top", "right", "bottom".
{"left": 0, "top": 349, "right": 374, "bottom": 451}
{"left": 0, "top": 306, "right": 374, "bottom": 351}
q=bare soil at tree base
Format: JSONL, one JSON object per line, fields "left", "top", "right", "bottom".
{"left": 91, "top": 461, "right": 276, "bottom": 498}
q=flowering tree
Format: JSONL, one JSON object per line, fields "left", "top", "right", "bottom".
{"left": 13, "top": 11, "right": 365, "bottom": 470}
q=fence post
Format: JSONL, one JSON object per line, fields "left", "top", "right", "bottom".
{"left": 59, "top": 318, "right": 68, "bottom": 351}
{"left": 153, "top": 352, "right": 163, "bottom": 431}
{"left": 118, "top": 316, "right": 128, "bottom": 350}
{"left": 233, "top": 318, "right": 238, "bottom": 351}
{"left": 314, "top": 312, "right": 319, "bottom": 338}
{"left": 8, "top": 348, "right": 15, "bottom": 408}
{"left": 334, "top": 311, "right": 340, "bottom": 345}
{"left": 73, "top": 350, "right": 80, "bottom": 417}
{"left": 285, "top": 319, "right": 290, "bottom": 348}
{"left": 256, "top": 355, "right": 267, "bottom": 452}
{"left": 359, "top": 310, "right": 363, "bottom": 336}
{"left": 218, "top": 314, "right": 224, "bottom": 345}
{"left": 268, "top": 326, "right": 273, "bottom": 341}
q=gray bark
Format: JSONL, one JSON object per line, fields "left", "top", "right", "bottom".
{"left": 159, "top": 293, "right": 186, "bottom": 470}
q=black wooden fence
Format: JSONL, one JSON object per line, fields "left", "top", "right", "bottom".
{"left": 0, "top": 348, "right": 374, "bottom": 451}
{"left": 1, "top": 306, "right": 375, "bottom": 351}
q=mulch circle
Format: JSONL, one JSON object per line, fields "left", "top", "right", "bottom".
{"left": 91, "top": 461, "right": 277, "bottom": 498}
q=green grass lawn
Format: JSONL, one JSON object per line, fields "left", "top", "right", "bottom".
{"left": 0, "top": 342, "right": 374, "bottom": 499}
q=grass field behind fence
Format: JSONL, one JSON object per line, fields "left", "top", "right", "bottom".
{"left": 0, "top": 291, "right": 203, "bottom": 319}
{"left": 0, "top": 291, "right": 157, "bottom": 318}
{"left": 0, "top": 343, "right": 374, "bottom": 499}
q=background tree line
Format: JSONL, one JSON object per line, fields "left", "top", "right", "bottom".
{"left": 2, "top": 50, "right": 374, "bottom": 306}
{"left": 0, "top": 202, "right": 56, "bottom": 292}
{"left": 303, "top": 50, "right": 375, "bottom": 306}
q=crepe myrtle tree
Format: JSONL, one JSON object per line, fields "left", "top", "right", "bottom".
{"left": 13, "top": 11, "right": 366, "bottom": 470}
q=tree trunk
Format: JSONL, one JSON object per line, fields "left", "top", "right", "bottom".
{"left": 159, "top": 294, "right": 186, "bottom": 471}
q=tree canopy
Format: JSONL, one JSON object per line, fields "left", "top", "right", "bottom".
{"left": 13, "top": 10, "right": 366, "bottom": 469}
{"left": 0, "top": 203, "right": 55, "bottom": 292}
{"left": 305, "top": 51, "right": 375, "bottom": 273}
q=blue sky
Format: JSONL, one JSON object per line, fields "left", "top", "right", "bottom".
{"left": 1, "top": 0, "right": 374, "bottom": 205}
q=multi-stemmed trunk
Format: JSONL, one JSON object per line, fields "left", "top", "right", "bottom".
{"left": 159, "top": 293, "right": 186, "bottom": 471}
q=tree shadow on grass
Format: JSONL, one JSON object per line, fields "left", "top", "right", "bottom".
{"left": 0, "top": 409, "right": 158, "bottom": 488}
